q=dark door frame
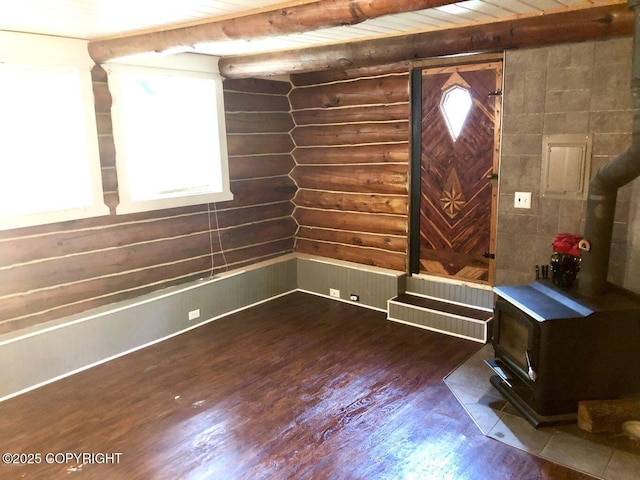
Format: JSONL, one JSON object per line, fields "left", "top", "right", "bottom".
{"left": 409, "top": 67, "right": 423, "bottom": 275}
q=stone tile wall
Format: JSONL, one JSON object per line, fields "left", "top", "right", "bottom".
{"left": 497, "top": 36, "right": 639, "bottom": 293}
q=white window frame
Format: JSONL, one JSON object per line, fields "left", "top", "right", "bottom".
{"left": 105, "top": 54, "right": 232, "bottom": 215}
{"left": 0, "top": 31, "right": 108, "bottom": 231}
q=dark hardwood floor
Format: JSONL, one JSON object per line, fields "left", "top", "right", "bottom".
{"left": 0, "top": 292, "right": 594, "bottom": 479}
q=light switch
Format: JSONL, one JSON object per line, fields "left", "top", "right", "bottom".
{"left": 514, "top": 192, "right": 531, "bottom": 209}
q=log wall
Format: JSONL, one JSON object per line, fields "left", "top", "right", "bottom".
{"left": 290, "top": 63, "right": 411, "bottom": 271}
{"left": 0, "top": 70, "right": 296, "bottom": 335}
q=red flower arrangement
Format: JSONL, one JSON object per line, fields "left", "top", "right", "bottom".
{"left": 552, "top": 233, "right": 583, "bottom": 257}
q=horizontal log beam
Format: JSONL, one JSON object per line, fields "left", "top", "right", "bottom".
{"left": 226, "top": 133, "right": 294, "bottom": 156}
{"left": 297, "top": 226, "right": 407, "bottom": 252}
{"left": 215, "top": 202, "right": 294, "bottom": 228}
{"left": 223, "top": 78, "right": 291, "bottom": 95}
{"left": 296, "top": 238, "right": 406, "bottom": 271}
{"left": 228, "top": 155, "right": 295, "bottom": 180}
{"left": 291, "top": 165, "right": 408, "bottom": 194}
{"left": 294, "top": 208, "right": 406, "bottom": 235}
{"left": 1, "top": 257, "right": 212, "bottom": 328}
{"left": 220, "top": 217, "right": 298, "bottom": 250}
{"left": 293, "top": 144, "right": 409, "bottom": 164}
{"left": 0, "top": 232, "right": 213, "bottom": 297}
{"left": 294, "top": 190, "right": 407, "bottom": 215}
{"left": 289, "top": 74, "right": 410, "bottom": 109}
{"left": 220, "top": 3, "right": 633, "bottom": 78}
{"left": 0, "top": 212, "right": 208, "bottom": 268}
{"left": 291, "top": 61, "right": 411, "bottom": 86}
{"left": 292, "top": 122, "right": 409, "bottom": 146}
{"left": 226, "top": 112, "right": 295, "bottom": 134}
{"left": 292, "top": 103, "right": 409, "bottom": 126}
{"left": 225, "top": 177, "right": 297, "bottom": 208}
{"left": 222, "top": 238, "right": 295, "bottom": 266}
{"left": 88, "top": 0, "right": 460, "bottom": 63}
{"left": 223, "top": 91, "right": 290, "bottom": 113}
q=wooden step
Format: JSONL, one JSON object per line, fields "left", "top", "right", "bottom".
{"left": 387, "top": 293, "right": 493, "bottom": 343}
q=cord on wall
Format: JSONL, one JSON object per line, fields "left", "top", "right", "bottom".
{"left": 207, "top": 201, "right": 229, "bottom": 278}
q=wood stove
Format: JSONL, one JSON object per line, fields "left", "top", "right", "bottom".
{"left": 488, "top": 280, "right": 640, "bottom": 427}
{"left": 488, "top": 0, "right": 640, "bottom": 428}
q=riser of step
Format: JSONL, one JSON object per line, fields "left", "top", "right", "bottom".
{"left": 387, "top": 295, "right": 493, "bottom": 343}
{"left": 405, "top": 277, "right": 494, "bottom": 310}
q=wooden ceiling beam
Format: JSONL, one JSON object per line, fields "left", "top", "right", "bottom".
{"left": 219, "top": 3, "right": 634, "bottom": 78}
{"left": 88, "top": 0, "right": 460, "bottom": 63}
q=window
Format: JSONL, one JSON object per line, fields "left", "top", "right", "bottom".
{"left": 440, "top": 85, "right": 472, "bottom": 142}
{"left": 106, "top": 54, "right": 232, "bottom": 214}
{"left": 0, "top": 32, "right": 108, "bottom": 231}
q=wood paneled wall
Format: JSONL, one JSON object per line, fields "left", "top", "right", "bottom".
{"left": 0, "top": 70, "right": 296, "bottom": 335}
{"left": 222, "top": 76, "right": 297, "bottom": 267}
{"left": 289, "top": 63, "right": 411, "bottom": 271}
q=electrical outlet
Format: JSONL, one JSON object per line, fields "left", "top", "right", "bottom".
{"left": 329, "top": 288, "right": 340, "bottom": 298}
{"left": 188, "top": 309, "right": 201, "bottom": 321}
{"left": 514, "top": 192, "right": 532, "bottom": 209}
{"left": 349, "top": 294, "right": 360, "bottom": 302}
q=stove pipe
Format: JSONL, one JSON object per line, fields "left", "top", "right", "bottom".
{"left": 578, "top": 0, "right": 640, "bottom": 297}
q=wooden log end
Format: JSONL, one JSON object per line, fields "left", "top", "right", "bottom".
{"left": 577, "top": 398, "right": 640, "bottom": 434}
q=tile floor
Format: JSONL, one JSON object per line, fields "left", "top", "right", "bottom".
{"left": 444, "top": 345, "right": 640, "bottom": 480}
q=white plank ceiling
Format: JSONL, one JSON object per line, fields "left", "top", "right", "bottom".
{"left": 0, "top": 0, "right": 625, "bottom": 56}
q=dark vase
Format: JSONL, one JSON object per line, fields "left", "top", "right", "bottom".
{"left": 550, "top": 252, "right": 581, "bottom": 288}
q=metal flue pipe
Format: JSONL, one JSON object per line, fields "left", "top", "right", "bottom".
{"left": 578, "top": 0, "right": 640, "bottom": 297}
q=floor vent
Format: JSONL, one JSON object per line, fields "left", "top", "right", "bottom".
{"left": 387, "top": 293, "right": 493, "bottom": 343}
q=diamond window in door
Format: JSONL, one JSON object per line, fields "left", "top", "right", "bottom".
{"left": 440, "top": 85, "right": 472, "bottom": 142}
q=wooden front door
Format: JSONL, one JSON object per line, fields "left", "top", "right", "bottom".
{"left": 410, "top": 60, "right": 501, "bottom": 284}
